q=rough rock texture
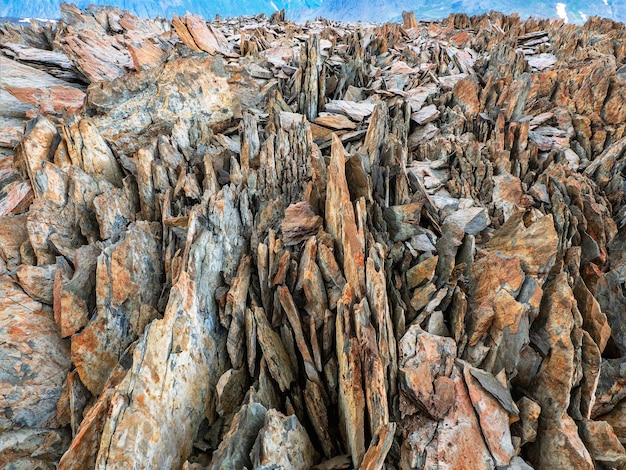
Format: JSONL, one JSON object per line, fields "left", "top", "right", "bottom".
{"left": 1, "top": 6, "right": 626, "bottom": 470}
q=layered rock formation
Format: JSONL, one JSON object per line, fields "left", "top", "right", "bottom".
{"left": 1, "top": 4, "right": 626, "bottom": 469}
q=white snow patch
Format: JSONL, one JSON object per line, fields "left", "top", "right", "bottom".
{"left": 18, "top": 17, "right": 57, "bottom": 23}
{"left": 603, "top": 0, "right": 608, "bottom": 5}
{"left": 556, "top": 3, "right": 569, "bottom": 23}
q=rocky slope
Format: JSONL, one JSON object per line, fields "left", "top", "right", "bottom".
{"left": 1, "top": 4, "right": 626, "bottom": 469}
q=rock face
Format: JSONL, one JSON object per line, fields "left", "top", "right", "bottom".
{"left": 1, "top": 6, "right": 626, "bottom": 470}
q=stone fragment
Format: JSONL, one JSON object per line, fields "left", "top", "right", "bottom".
{"left": 573, "top": 275, "right": 611, "bottom": 353}
{"left": 16, "top": 263, "right": 56, "bottom": 304}
{"left": 94, "top": 268, "right": 215, "bottom": 468}
{"left": 0, "top": 428, "right": 71, "bottom": 470}
{"left": 411, "top": 104, "right": 440, "bottom": 125}
{"left": 527, "top": 53, "right": 557, "bottom": 70}
{"left": 72, "top": 222, "right": 162, "bottom": 394}
{"left": 422, "top": 366, "right": 495, "bottom": 468}
{"left": 462, "top": 363, "right": 515, "bottom": 467}
{"left": 1, "top": 56, "right": 85, "bottom": 117}
{"left": 487, "top": 211, "right": 558, "bottom": 278}
{"left": 452, "top": 77, "right": 480, "bottom": 116}
{"left": 336, "top": 286, "right": 366, "bottom": 468}
{"left": 578, "top": 419, "right": 626, "bottom": 468}
{"left": 54, "top": 244, "right": 101, "bottom": 338}
{"left": 512, "top": 397, "right": 541, "bottom": 446}
{"left": 409, "top": 283, "right": 436, "bottom": 312}
{"left": 58, "top": 364, "right": 127, "bottom": 470}
{"left": 0, "top": 276, "right": 70, "bottom": 430}
{"left": 281, "top": 201, "right": 322, "bottom": 246}
{"left": 254, "top": 307, "right": 295, "bottom": 392}
{"left": 215, "top": 368, "right": 247, "bottom": 419}
{"left": 87, "top": 56, "right": 238, "bottom": 157}
{"left": 314, "top": 113, "right": 358, "bottom": 130}
{"left": 0, "top": 214, "right": 28, "bottom": 271}
{"left": 251, "top": 409, "right": 318, "bottom": 470}
{"left": 326, "top": 135, "right": 365, "bottom": 296}
{"left": 210, "top": 401, "right": 268, "bottom": 470}
{"left": 27, "top": 197, "right": 79, "bottom": 265}
{"left": 492, "top": 174, "right": 524, "bottom": 221}
{"left": 593, "top": 358, "right": 626, "bottom": 418}
{"left": 599, "top": 399, "right": 626, "bottom": 445}
{"left": 19, "top": 115, "right": 58, "bottom": 187}
{"left": 360, "top": 422, "right": 396, "bottom": 470}
{"left": 324, "top": 100, "right": 375, "bottom": 121}
{"left": 66, "top": 118, "right": 124, "bottom": 188}
{"left": 93, "top": 186, "right": 136, "bottom": 240}
{"left": 445, "top": 207, "right": 489, "bottom": 235}
{"left": 468, "top": 366, "right": 518, "bottom": 416}
{"left": 354, "top": 298, "right": 389, "bottom": 436}
{"left": 399, "top": 325, "right": 456, "bottom": 420}
{"left": 384, "top": 203, "right": 424, "bottom": 242}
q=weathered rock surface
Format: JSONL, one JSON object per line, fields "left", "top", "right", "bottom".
{"left": 1, "top": 6, "right": 625, "bottom": 470}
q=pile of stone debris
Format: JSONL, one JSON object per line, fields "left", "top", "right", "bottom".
{"left": 1, "top": 4, "right": 625, "bottom": 469}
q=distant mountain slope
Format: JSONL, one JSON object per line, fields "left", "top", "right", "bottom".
{"left": 310, "top": 0, "right": 625, "bottom": 24}
{"left": 0, "top": 0, "right": 322, "bottom": 20}
{"left": 1, "top": 0, "right": 624, "bottom": 24}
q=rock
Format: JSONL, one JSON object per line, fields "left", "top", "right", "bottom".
{"left": 384, "top": 203, "right": 425, "bottom": 242}
{"left": 336, "top": 286, "right": 366, "bottom": 468}
{"left": 254, "top": 306, "right": 296, "bottom": 392}
{"left": 593, "top": 358, "right": 626, "bottom": 418}
{"left": 527, "top": 273, "right": 594, "bottom": 469}
{"left": 462, "top": 363, "right": 516, "bottom": 466}
{"left": 251, "top": 409, "right": 318, "bottom": 470}
{"left": 527, "top": 53, "right": 557, "bottom": 71}
{"left": 65, "top": 118, "right": 124, "bottom": 187}
{"left": 16, "top": 263, "right": 56, "bottom": 304}
{"left": 0, "top": 214, "right": 28, "bottom": 271}
{"left": 406, "top": 255, "right": 438, "bottom": 289}
{"left": 599, "top": 399, "right": 626, "bottom": 446}
{"left": 0, "top": 428, "right": 71, "bottom": 470}
{"left": 452, "top": 77, "right": 481, "bottom": 117}
{"left": 410, "top": 283, "right": 436, "bottom": 312}
{"left": 492, "top": 174, "right": 524, "bottom": 221}
{"left": 445, "top": 207, "right": 489, "bottom": 235}
{"left": 529, "top": 415, "right": 594, "bottom": 470}
{"left": 324, "top": 100, "right": 375, "bottom": 121}
{"left": 326, "top": 135, "right": 365, "bottom": 296}
{"left": 0, "top": 56, "right": 85, "bottom": 117}
{"left": 411, "top": 104, "right": 440, "bottom": 125}
{"left": 465, "top": 251, "right": 524, "bottom": 348}
{"left": 399, "top": 325, "right": 456, "bottom": 420}
{"left": 94, "top": 269, "right": 217, "bottom": 467}
{"left": 210, "top": 400, "right": 268, "bottom": 470}
{"left": 314, "top": 113, "right": 358, "bottom": 130}
{"left": 573, "top": 276, "right": 611, "bottom": 353}
{"left": 58, "top": 364, "right": 127, "bottom": 470}
{"left": 512, "top": 397, "right": 541, "bottom": 446}
{"left": 54, "top": 244, "right": 101, "bottom": 338}
{"left": 86, "top": 56, "right": 239, "bottom": 158}
{"left": 486, "top": 211, "right": 558, "bottom": 278}
{"left": 281, "top": 201, "right": 323, "bottom": 246}
{"left": 578, "top": 419, "right": 626, "bottom": 468}
{"left": 360, "top": 422, "right": 396, "bottom": 470}
{"left": 419, "top": 366, "right": 496, "bottom": 468}
{"left": 71, "top": 222, "right": 162, "bottom": 394}
{"left": 0, "top": 276, "right": 70, "bottom": 431}
{"left": 19, "top": 115, "right": 58, "bottom": 187}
